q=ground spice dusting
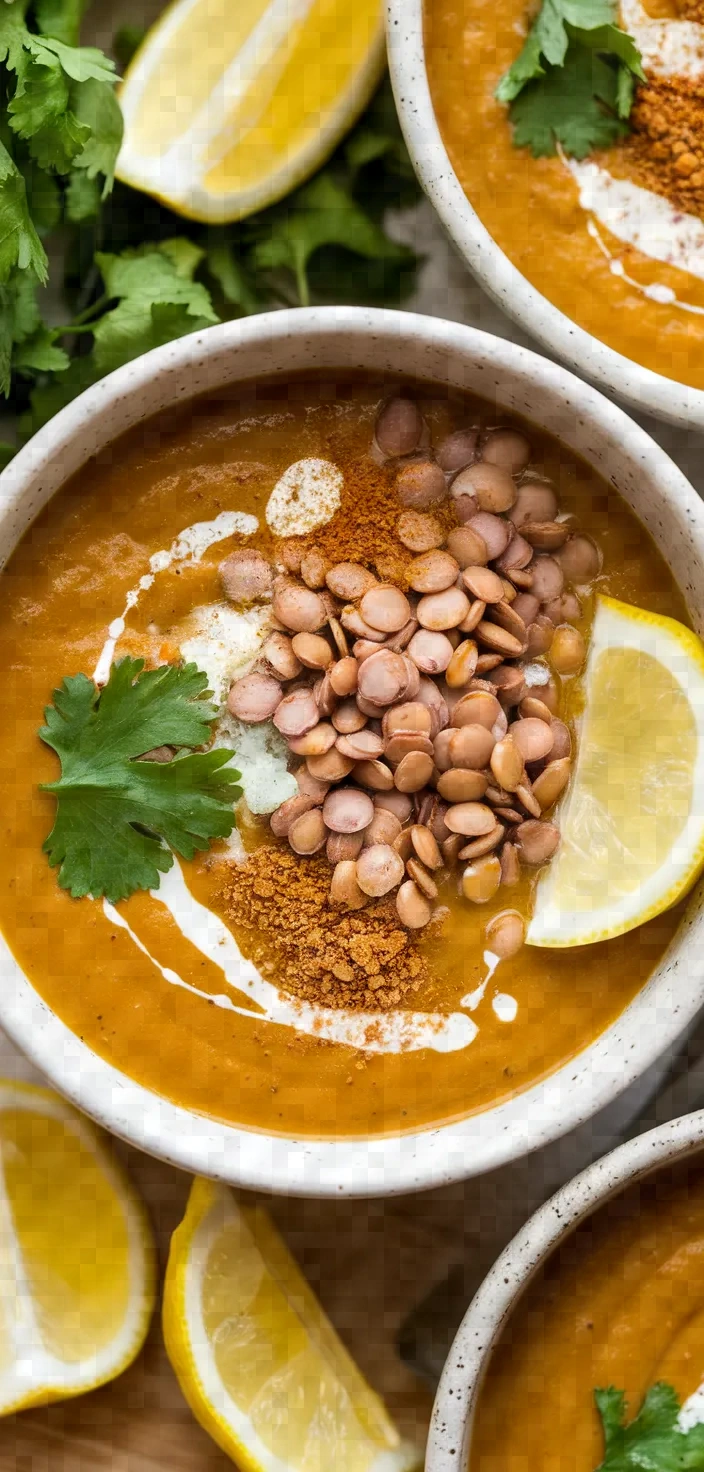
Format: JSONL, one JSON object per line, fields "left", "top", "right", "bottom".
{"left": 276, "top": 454, "right": 456, "bottom": 586}
{"left": 619, "top": 79, "right": 704, "bottom": 216}
{"left": 611, "top": 0, "right": 704, "bottom": 217}
{"left": 220, "top": 846, "right": 432, "bottom": 1010}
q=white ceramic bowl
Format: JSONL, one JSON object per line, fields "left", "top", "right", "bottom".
{"left": 386, "top": 0, "right": 704, "bottom": 430}
{"left": 1, "top": 306, "right": 703, "bottom": 1198}
{"left": 427, "top": 1107, "right": 704, "bottom": 1469}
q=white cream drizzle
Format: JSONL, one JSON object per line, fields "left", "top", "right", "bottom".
{"left": 462, "top": 951, "right": 501, "bottom": 1010}
{"left": 92, "top": 510, "right": 258, "bottom": 685}
{"left": 621, "top": 0, "right": 704, "bottom": 82}
{"left": 104, "top": 860, "right": 478, "bottom": 1055}
{"left": 567, "top": 159, "right": 704, "bottom": 295}
{"left": 492, "top": 992, "right": 519, "bottom": 1022}
{"left": 461, "top": 955, "right": 518, "bottom": 1024}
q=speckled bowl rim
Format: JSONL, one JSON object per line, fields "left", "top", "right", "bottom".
{"left": 385, "top": 0, "right": 704, "bottom": 432}
{"left": 0, "top": 305, "right": 703, "bottom": 1198}
{"left": 426, "top": 1108, "right": 704, "bottom": 1468}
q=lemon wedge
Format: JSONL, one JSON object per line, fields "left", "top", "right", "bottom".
{"left": 0, "top": 1081, "right": 155, "bottom": 1415}
{"left": 528, "top": 595, "right": 704, "bottom": 948}
{"left": 163, "top": 1177, "right": 421, "bottom": 1471}
{"left": 116, "top": 0, "right": 386, "bottom": 223}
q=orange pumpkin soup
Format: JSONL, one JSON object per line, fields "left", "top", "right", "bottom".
{"left": 425, "top": 0, "right": 704, "bottom": 391}
{"left": 470, "top": 1160, "right": 704, "bottom": 1470}
{"left": 0, "top": 377, "right": 685, "bottom": 1137}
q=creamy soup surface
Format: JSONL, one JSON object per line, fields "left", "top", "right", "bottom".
{"left": 0, "top": 377, "right": 686, "bottom": 1137}
{"left": 425, "top": 0, "right": 704, "bottom": 390}
{"left": 470, "top": 1160, "right": 704, "bottom": 1470}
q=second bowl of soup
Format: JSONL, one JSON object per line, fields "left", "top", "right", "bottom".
{"left": 387, "top": 0, "right": 704, "bottom": 428}
{"left": 427, "top": 1108, "right": 704, "bottom": 1469}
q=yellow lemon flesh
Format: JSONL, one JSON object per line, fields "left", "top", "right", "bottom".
{"left": 116, "top": 0, "right": 386, "bottom": 222}
{"left": 163, "top": 1177, "right": 421, "bottom": 1471}
{"left": 528, "top": 595, "right": 704, "bottom": 948}
{"left": 0, "top": 1081, "right": 155, "bottom": 1415}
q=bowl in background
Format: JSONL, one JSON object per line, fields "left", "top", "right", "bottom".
{"left": 385, "top": 0, "right": 704, "bottom": 431}
{"left": 426, "top": 1108, "right": 704, "bottom": 1468}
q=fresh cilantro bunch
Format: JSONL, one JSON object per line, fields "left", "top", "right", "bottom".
{"left": 40, "top": 657, "right": 241, "bottom": 904}
{"left": 0, "top": 0, "right": 123, "bottom": 397}
{"left": 594, "top": 1383, "right": 704, "bottom": 1470}
{"left": 0, "top": 1, "right": 419, "bottom": 456}
{"left": 496, "top": 0, "right": 645, "bottom": 158}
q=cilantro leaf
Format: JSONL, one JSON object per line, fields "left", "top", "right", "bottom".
{"left": 13, "top": 326, "right": 69, "bottom": 374}
{"left": 496, "top": 0, "right": 644, "bottom": 157}
{"left": 40, "top": 658, "right": 241, "bottom": 904}
{"left": 0, "top": 142, "right": 47, "bottom": 283}
{"left": 0, "top": 3, "right": 31, "bottom": 73}
{"left": 594, "top": 1382, "right": 704, "bottom": 1470}
{"left": 19, "top": 155, "right": 61, "bottom": 232}
{"left": 34, "top": 0, "right": 90, "bottom": 47}
{"left": 205, "top": 241, "right": 264, "bottom": 314}
{"left": 64, "top": 166, "right": 100, "bottom": 221}
{"left": 251, "top": 172, "right": 413, "bottom": 307}
{"left": 497, "top": 0, "right": 643, "bottom": 101}
{"left": 90, "top": 240, "right": 218, "bottom": 374}
{"left": 508, "top": 45, "right": 631, "bottom": 157}
{"left": 70, "top": 77, "right": 123, "bottom": 195}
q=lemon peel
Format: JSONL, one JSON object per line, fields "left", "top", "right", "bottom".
{"left": 116, "top": 0, "right": 385, "bottom": 223}
{"left": 0, "top": 1081, "right": 155, "bottom": 1416}
{"left": 528, "top": 595, "right": 704, "bottom": 947}
{"left": 163, "top": 1177, "right": 421, "bottom": 1471}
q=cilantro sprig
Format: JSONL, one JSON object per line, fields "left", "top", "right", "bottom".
{"left": 0, "top": 0, "right": 419, "bottom": 458}
{"left": 40, "top": 658, "right": 241, "bottom": 904}
{"left": 594, "top": 1383, "right": 704, "bottom": 1470}
{"left": 496, "top": 0, "right": 645, "bottom": 158}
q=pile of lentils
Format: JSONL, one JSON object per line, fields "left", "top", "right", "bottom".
{"left": 224, "top": 397, "right": 602, "bottom": 950}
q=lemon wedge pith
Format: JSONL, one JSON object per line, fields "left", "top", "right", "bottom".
{"left": 0, "top": 1081, "right": 155, "bottom": 1415}
{"left": 117, "top": 0, "right": 386, "bottom": 223}
{"left": 528, "top": 595, "right": 704, "bottom": 948}
{"left": 163, "top": 1177, "right": 421, "bottom": 1472}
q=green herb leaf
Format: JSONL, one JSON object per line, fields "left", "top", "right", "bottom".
{"left": 30, "top": 36, "right": 117, "bottom": 87}
{"left": 496, "top": 0, "right": 644, "bottom": 156}
{"left": 34, "top": 0, "right": 91, "bottom": 48}
{"left": 205, "top": 241, "right": 264, "bottom": 314}
{"left": 594, "top": 1381, "right": 704, "bottom": 1470}
{"left": 507, "top": 44, "right": 631, "bottom": 157}
{"left": 23, "top": 352, "right": 98, "bottom": 430}
{"left": 251, "top": 171, "right": 413, "bottom": 307}
{"left": 70, "top": 76, "right": 123, "bottom": 194}
{"left": 0, "top": 141, "right": 47, "bottom": 283}
{"left": 19, "top": 155, "right": 61, "bottom": 232}
{"left": 40, "top": 657, "right": 241, "bottom": 904}
{"left": 497, "top": 0, "right": 642, "bottom": 100}
{"left": 64, "top": 165, "right": 101, "bottom": 221}
{"left": 13, "top": 326, "right": 69, "bottom": 374}
{"left": 90, "top": 240, "right": 219, "bottom": 374}
{"left": 0, "top": 3, "right": 31, "bottom": 74}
